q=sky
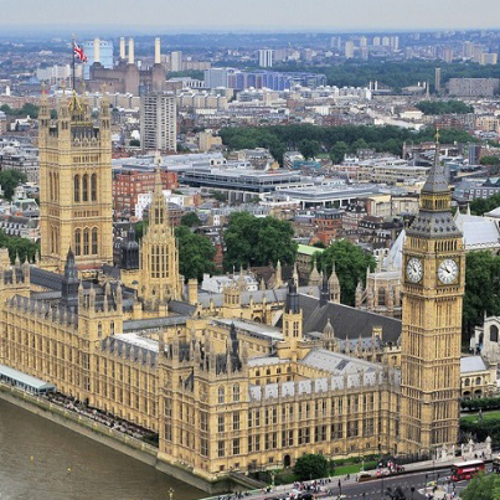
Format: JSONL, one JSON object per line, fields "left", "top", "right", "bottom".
{"left": 2, "top": 0, "right": 500, "bottom": 32}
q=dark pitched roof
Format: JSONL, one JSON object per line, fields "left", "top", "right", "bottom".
{"left": 299, "top": 293, "right": 401, "bottom": 344}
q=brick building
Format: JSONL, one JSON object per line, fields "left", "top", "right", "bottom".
{"left": 113, "top": 170, "right": 178, "bottom": 216}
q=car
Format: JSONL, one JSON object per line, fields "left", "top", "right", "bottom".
{"left": 357, "top": 472, "right": 373, "bottom": 482}
{"left": 299, "top": 493, "right": 314, "bottom": 500}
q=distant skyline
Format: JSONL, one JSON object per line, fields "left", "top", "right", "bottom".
{"left": 2, "top": 0, "right": 500, "bottom": 33}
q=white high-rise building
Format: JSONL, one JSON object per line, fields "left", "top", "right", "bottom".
{"left": 258, "top": 49, "right": 274, "bottom": 68}
{"left": 170, "top": 51, "right": 183, "bottom": 72}
{"left": 140, "top": 92, "right": 177, "bottom": 152}
{"left": 344, "top": 41, "right": 355, "bottom": 59}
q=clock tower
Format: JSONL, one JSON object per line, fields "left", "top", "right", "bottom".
{"left": 400, "top": 138, "right": 464, "bottom": 455}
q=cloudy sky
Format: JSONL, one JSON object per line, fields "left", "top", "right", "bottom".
{"left": 2, "top": 0, "right": 500, "bottom": 31}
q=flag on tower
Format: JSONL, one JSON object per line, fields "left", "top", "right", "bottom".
{"left": 73, "top": 42, "right": 87, "bottom": 62}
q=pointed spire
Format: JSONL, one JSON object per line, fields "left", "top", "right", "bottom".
{"left": 422, "top": 129, "right": 448, "bottom": 194}
{"left": 293, "top": 262, "right": 299, "bottom": 287}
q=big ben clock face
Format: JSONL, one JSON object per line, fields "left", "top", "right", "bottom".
{"left": 438, "top": 259, "right": 459, "bottom": 284}
{"left": 406, "top": 257, "right": 423, "bottom": 283}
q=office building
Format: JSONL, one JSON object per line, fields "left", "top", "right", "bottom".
{"left": 140, "top": 92, "right": 177, "bottom": 153}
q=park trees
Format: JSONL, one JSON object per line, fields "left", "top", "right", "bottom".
{"left": 316, "top": 239, "right": 376, "bottom": 306}
{"left": 223, "top": 212, "right": 297, "bottom": 271}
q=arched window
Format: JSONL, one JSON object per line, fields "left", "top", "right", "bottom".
{"left": 464, "top": 378, "right": 470, "bottom": 387}
{"left": 75, "top": 229, "right": 81, "bottom": 256}
{"left": 490, "top": 325, "right": 499, "bottom": 342}
{"left": 378, "top": 288, "right": 386, "bottom": 306}
{"left": 476, "top": 377, "right": 482, "bottom": 386}
{"left": 82, "top": 174, "right": 88, "bottom": 202}
{"left": 54, "top": 173, "right": 59, "bottom": 201}
{"left": 83, "top": 228, "right": 89, "bottom": 255}
{"left": 233, "top": 384, "right": 240, "bottom": 402}
{"left": 218, "top": 387, "right": 225, "bottom": 404}
{"left": 97, "top": 322, "right": 102, "bottom": 338}
{"left": 74, "top": 175, "right": 80, "bottom": 202}
{"left": 91, "top": 174, "right": 97, "bottom": 202}
{"left": 92, "top": 227, "right": 98, "bottom": 255}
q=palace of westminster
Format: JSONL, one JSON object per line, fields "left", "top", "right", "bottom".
{"left": 0, "top": 90, "right": 494, "bottom": 485}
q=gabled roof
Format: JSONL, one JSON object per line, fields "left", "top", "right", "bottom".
{"left": 299, "top": 293, "right": 402, "bottom": 344}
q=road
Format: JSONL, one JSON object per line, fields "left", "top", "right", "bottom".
{"left": 255, "top": 466, "right": 481, "bottom": 500}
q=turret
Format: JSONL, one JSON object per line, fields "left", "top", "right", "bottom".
{"left": 329, "top": 262, "right": 341, "bottom": 303}
{"left": 61, "top": 247, "right": 79, "bottom": 309}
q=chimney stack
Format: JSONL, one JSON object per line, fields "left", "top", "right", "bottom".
{"left": 155, "top": 37, "right": 161, "bottom": 65}
{"left": 128, "top": 37, "right": 134, "bottom": 65}
{"left": 94, "top": 38, "right": 100, "bottom": 64}
{"left": 119, "top": 37, "right": 126, "bottom": 59}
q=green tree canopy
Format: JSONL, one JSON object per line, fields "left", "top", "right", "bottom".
{"left": 480, "top": 156, "right": 500, "bottom": 166}
{"left": 0, "top": 229, "right": 39, "bottom": 263}
{"left": 298, "top": 139, "right": 320, "bottom": 160}
{"left": 316, "top": 239, "right": 376, "bottom": 306}
{"left": 0, "top": 169, "right": 27, "bottom": 200}
{"left": 461, "top": 472, "right": 500, "bottom": 500}
{"left": 293, "top": 454, "right": 329, "bottom": 481}
{"left": 470, "top": 194, "right": 500, "bottom": 216}
{"left": 174, "top": 225, "right": 216, "bottom": 281}
{"left": 463, "top": 251, "right": 500, "bottom": 338}
{"left": 416, "top": 100, "right": 474, "bottom": 115}
{"left": 329, "top": 141, "right": 349, "bottom": 164}
{"left": 181, "top": 212, "right": 202, "bottom": 228}
{"left": 223, "top": 212, "right": 297, "bottom": 271}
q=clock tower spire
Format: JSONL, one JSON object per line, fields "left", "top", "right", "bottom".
{"left": 400, "top": 136, "right": 464, "bottom": 455}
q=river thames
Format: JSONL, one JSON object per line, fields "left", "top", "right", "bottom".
{"left": 0, "top": 399, "right": 204, "bottom": 500}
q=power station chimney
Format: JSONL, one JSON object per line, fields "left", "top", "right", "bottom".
{"left": 94, "top": 38, "right": 100, "bottom": 64}
{"left": 155, "top": 37, "right": 161, "bottom": 65}
{"left": 120, "top": 37, "right": 126, "bottom": 59}
{"left": 128, "top": 37, "right": 134, "bottom": 65}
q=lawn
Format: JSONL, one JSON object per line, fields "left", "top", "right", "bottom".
{"left": 333, "top": 461, "right": 378, "bottom": 477}
{"left": 461, "top": 410, "right": 500, "bottom": 424}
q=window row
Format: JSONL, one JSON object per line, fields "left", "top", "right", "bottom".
{"left": 74, "top": 227, "right": 99, "bottom": 256}
{"left": 74, "top": 174, "right": 98, "bottom": 202}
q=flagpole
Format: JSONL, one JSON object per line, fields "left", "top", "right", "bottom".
{"left": 72, "top": 35, "right": 76, "bottom": 91}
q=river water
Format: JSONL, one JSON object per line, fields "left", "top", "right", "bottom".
{"left": 0, "top": 399, "right": 204, "bottom": 500}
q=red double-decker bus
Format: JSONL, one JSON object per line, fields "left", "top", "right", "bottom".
{"left": 450, "top": 460, "right": 485, "bottom": 481}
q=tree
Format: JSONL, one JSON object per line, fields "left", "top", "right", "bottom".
{"left": 480, "top": 156, "right": 500, "bottom": 166}
{"left": 0, "top": 229, "right": 39, "bottom": 263}
{"left": 298, "top": 139, "right": 320, "bottom": 160}
{"left": 181, "top": 212, "right": 202, "bottom": 228}
{"left": 461, "top": 472, "right": 500, "bottom": 500}
{"left": 470, "top": 194, "right": 500, "bottom": 216}
{"left": 174, "top": 226, "right": 216, "bottom": 281}
{"left": 223, "top": 212, "right": 297, "bottom": 271}
{"left": 329, "top": 141, "right": 348, "bottom": 164}
{"left": 463, "top": 251, "right": 500, "bottom": 339}
{"left": 317, "top": 239, "right": 376, "bottom": 306}
{"left": 0, "top": 170, "right": 27, "bottom": 200}
{"left": 293, "top": 454, "right": 328, "bottom": 481}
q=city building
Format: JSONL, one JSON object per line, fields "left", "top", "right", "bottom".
{"left": 258, "top": 49, "right": 274, "bottom": 68}
{"left": 170, "top": 51, "right": 183, "bottom": 72}
{"left": 113, "top": 169, "right": 178, "bottom": 215}
{"left": 139, "top": 92, "right": 177, "bottom": 153}
{"left": 447, "top": 78, "right": 500, "bottom": 97}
